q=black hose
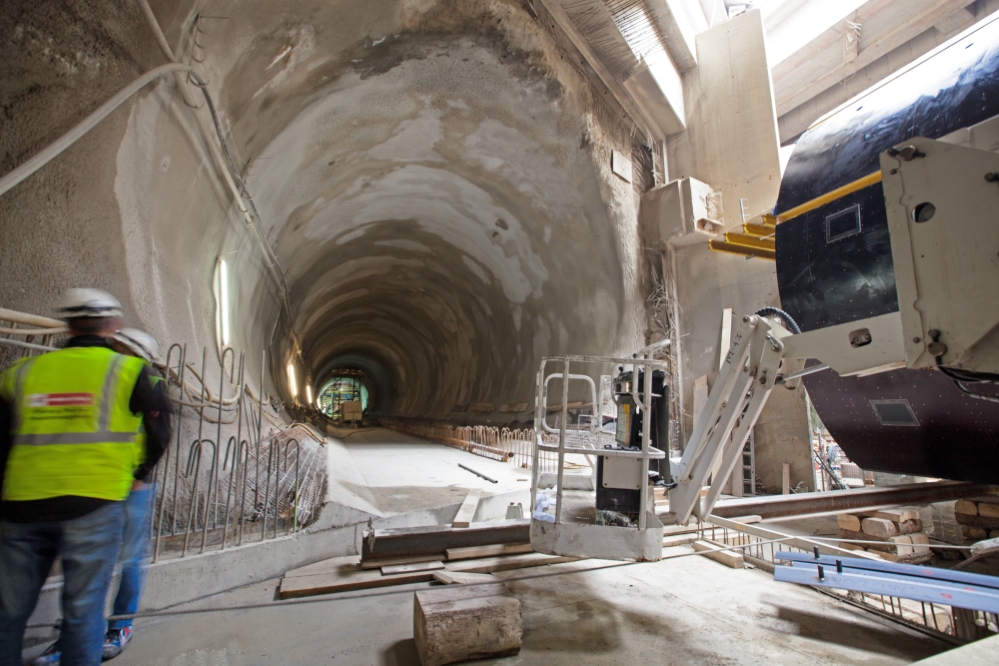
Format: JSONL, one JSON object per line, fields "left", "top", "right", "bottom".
{"left": 754, "top": 307, "right": 802, "bottom": 335}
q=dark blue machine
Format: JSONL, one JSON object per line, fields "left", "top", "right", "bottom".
{"left": 774, "top": 16, "right": 999, "bottom": 484}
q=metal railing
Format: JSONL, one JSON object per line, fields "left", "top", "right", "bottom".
{"left": 151, "top": 344, "right": 328, "bottom": 561}
{"left": 697, "top": 521, "right": 997, "bottom": 644}
{"left": 379, "top": 419, "right": 561, "bottom": 473}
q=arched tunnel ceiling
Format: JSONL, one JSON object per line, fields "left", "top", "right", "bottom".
{"left": 210, "top": 1, "right": 647, "bottom": 421}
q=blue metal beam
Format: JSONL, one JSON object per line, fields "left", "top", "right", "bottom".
{"left": 775, "top": 551, "right": 999, "bottom": 590}
{"left": 774, "top": 564, "right": 999, "bottom": 613}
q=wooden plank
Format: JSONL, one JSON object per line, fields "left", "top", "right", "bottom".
{"left": 452, "top": 490, "right": 482, "bottom": 528}
{"left": 862, "top": 517, "right": 898, "bottom": 538}
{"left": 447, "top": 552, "right": 577, "bottom": 574}
{"left": 955, "top": 500, "right": 979, "bottom": 516}
{"left": 360, "top": 554, "right": 443, "bottom": 570}
{"left": 381, "top": 561, "right": 445, "bottom": 576}
{"left": 446, "top": 543, "right": 532, "bottom": 561}
{"left": 858, "top": 507, "right": 922, "bottom": 523}
{"left": 782, "top": 464, "right": 791, "bottom": 495}
{"left": 693, "top": 540, "right": 744, "bottom": 569}
{"left": 278, "top": 564, "right": 436, "bottom": 599}
{"left": 282, "top": 555, "right": 361, "bottom": 579}
{"left": 980, "top": 503, "right": 999, "bottom": 519}
{"left": 362, "top": 519, "right": 529, "bottom": 561}
{"left": 837, "top": 514, "right": 862, "bottom": 532}
{"left": 415, "top": 585, "right": 522, "bottom": 666}
{"left": 432, "top": 571, "right": 497, "bottom": 585}
{"left": 955, "top": 512, "right": 999, "bottom": 530}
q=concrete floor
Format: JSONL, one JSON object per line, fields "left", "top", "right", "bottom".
{"left": 111, "top": 546, "right": 949, "bottom": 665}
{"left": 340, "top": 428, "right": 531, "bottom": 516}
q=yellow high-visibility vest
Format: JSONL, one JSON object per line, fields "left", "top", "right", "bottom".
{"left": 0, "top": 347, "right": 146, "bottom": 502}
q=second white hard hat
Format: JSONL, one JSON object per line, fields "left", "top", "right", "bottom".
{"left": 58, "top": 288, "right": 123, "bottom": 320}
{"left": 114, "top": 328, "right": 160, "bottom": 364}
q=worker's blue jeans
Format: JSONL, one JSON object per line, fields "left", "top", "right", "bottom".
{"left": 0, "top": 501, "right": 125, "bottom": 666}
{"left": 108, "top": 484, "right": 154, "bottom": 631}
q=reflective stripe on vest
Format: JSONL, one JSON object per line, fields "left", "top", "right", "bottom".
{"left": 11, "top": 355, "right": 135, "bottom": 447}
{"left": 0, "top": 347, "right": 146, "bottom": 502}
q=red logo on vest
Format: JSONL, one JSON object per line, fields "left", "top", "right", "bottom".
{"left": 28, "top": 393, "right": 95, "bottom": 407}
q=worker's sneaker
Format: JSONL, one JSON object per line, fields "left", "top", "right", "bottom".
{"left": 30, "top": 643, "right": 60, "bottom": 665}
{"left": 101, "top": 627, "right": 132, "bottom": 660}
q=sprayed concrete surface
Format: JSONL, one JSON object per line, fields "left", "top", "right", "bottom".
{"left": 104, "top": 547, "right": 948, "bottom": 665}
{"left": 2, "top": 0, "right": 648, "bottom": 420}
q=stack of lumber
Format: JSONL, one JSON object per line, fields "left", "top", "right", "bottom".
{"left": 954, "top": 497, "right": 999, "bottom": 542}
{"left": 836, "top": 507, "right": 932, "bottom": 564}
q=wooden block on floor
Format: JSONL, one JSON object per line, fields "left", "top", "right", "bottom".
{"left": 382, "top": 561, "right": 445, "bottom": 576}
{"left": 861, "top": 517, "right": 898, "bottom": 539}
{"left": 837, "top": 514, "right": 862, "bottom": 532}
{"left": 414, "top": 584, "right": 521, "bottom": 666}
{"left": 445, "top": 543, "right": 532, "bottom": 561}
{"left": 693, "top": 540, "right": 744, "bottom": 569}
{"left": 361, "top": 554, "right": 443, "bottom": 570}
{"left": 955, "top": 500, "right": 979, "bottom": 516}
{"left": 838, "top": 541, "right": 868, "bottom": 552}
{"left": 447, "top": 552, "right": 576, "bottom": 574}
{"left": 433, "top": 571, "right": 497, "bottom": 585}
{"left": 452, "top": 489, "right": 481, "bottom": 528}
{"left": 979, "top": 503, "right": 999, "bottom": 519}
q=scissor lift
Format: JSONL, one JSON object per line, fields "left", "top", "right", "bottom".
{"left": 530, "top": 349, "right": 669, "bottom": 562}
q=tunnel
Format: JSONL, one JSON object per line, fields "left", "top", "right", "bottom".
{"left": 0, "top": 0, "right": 652, "bottom": 427}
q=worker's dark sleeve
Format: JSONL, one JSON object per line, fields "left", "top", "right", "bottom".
{"left": 0, "top": 395, "right": 11, "bottom": 499}
{"left": 129, "top": 365, "right": 172, "bottom": 482}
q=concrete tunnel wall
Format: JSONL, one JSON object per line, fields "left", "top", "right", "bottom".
{"left": 1, "top": 0, "right": 652, "bottom": 423}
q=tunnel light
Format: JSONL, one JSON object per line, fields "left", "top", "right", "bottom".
{"left": 219, "top": 259, "right": 230, "bottom": 347}
{"left": 287, "top": 363, "right": 298, "bottom": 398}
{"left": 306, "top": 384, "right": 313, "bottom": 405}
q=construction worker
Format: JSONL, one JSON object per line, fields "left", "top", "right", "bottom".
{"left": 0, "top": 290, "right": 170, "bottom": 666}
{"left": 101, "top": 328, "right": 165, "bottom": 660}
{"left": 28, "top": 328, "right": 169, "bottom": 666}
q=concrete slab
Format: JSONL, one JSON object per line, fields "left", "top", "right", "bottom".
{"left": 340, "top": 428, "right": 531, "bottom": 521}
{"left": 107, "top": 546, "right": 948, "bottom": 665}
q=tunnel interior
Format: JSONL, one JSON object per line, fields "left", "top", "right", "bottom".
{"left": 23, "top": 0, "right": 653, "bottom": 427}
{"left": 189, "top": 1, "right": 646, "bottom": 424}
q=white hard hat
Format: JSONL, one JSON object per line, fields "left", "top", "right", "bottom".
{"left": 114, "top": 328, "right": 160, "bottom": 364}
{"left": 58, "top": 288, "right": 123, "bottom": 320}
